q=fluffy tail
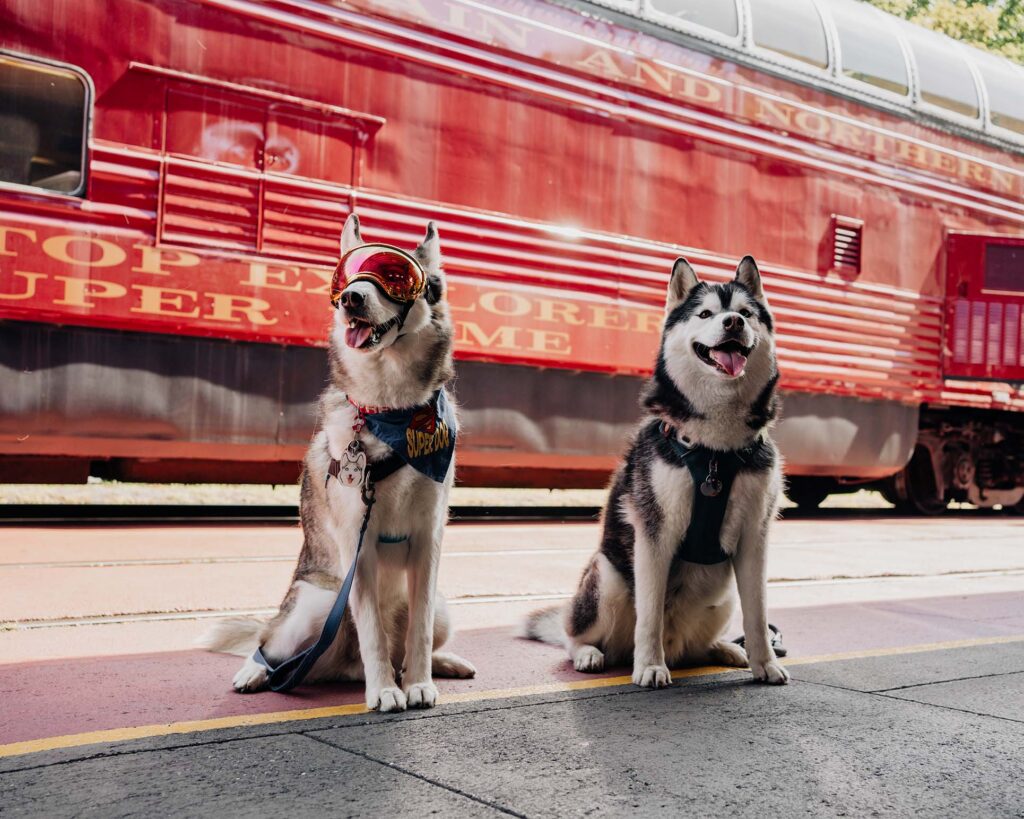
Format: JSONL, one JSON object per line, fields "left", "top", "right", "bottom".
{"left": 195, "top": 617, "right": 265, "bottom": 657}
{"left": 520, "top": 604, "right": 566, "bottom": 646}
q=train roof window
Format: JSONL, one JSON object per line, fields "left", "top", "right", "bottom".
{"left": 830, "top": 0, "right": 908, "bottom": 96}
{"left": 906, "top": 32, "right": 979, "bottom": 119}
{"left": 749, "top": 0, "right": 828, "bottom": 69}
{"left": 646, "top": 0, "right": 739, "bottom": 37}
{"left": 973, "top": 53, "right": 1024, "bottom": 136}
{"left": 0, "top": 54, "right": 87, "bottom": 195}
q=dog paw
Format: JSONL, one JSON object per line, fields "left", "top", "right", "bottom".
{"left": 632, "top": 663, "right": 672, "bottom": 689}
{"left": 432, "top": 651, "right": 476, "bottom": 679}
{"left": 368, "top": 685, "right": 407, "bottom": 713}
{"left": 573, "top": 646, "right": 605, "bottom": 673}
{"left": 232, "top": 657, "right": 268, "bottom": 693}
{"left": 405, "top": 681, "right": 438, "bottom": 709}
{"left": 751, "top": 659, "right": 790, "bottom": 685}
{"left": 710, "top": 641, "right": 749, "bottom": 668}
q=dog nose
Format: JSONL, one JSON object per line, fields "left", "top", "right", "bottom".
{"left": 340, "top": 290, "right": 364, "bottom": 309}
{"left": 722, "top": 314, "right": 745, "bottom": 331}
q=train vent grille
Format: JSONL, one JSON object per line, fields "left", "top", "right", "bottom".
{"left": 831, "top": 215, "right": 864, "bottom": 275}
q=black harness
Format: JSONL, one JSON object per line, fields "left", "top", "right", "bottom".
{"left": 664, "top": 424, "right": 763, "bottom": 565}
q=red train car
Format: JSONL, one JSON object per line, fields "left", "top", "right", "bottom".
{"left": 2, "top": 0, "right": 1023, "bottom": 512}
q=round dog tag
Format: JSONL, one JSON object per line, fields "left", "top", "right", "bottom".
{"left": 700, "top": 476, "right": 723, "bottom": 497}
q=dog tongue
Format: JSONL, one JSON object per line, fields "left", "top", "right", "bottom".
{"left": 345, "top": 324, "right": 373, "bottom": 349}
{"left": 711, "top": 348, "right": 747, "bottom": 377}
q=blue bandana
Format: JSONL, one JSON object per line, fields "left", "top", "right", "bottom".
{"left": 363, "top": 389, "right": 457, "bottom": 483}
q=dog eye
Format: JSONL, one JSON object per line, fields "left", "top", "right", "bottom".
{"left": 698, "top": 310, "right": 712, "bottom": 319}
{"left": 740, "top": 308, "right": 752, "bottom": 318}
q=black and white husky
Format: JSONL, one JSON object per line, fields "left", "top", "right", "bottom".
{"left": 200, "top": 215, "right": 475, "bottom": 712}
{"left": 525, "top": 256, "right": 789, "bottom": 687}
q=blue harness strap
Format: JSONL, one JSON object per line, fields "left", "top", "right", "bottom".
{"left": 252, "top": 490, "right": 375, "bottom": 693}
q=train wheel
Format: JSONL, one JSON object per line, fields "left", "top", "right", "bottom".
{"left": 891, "top": 446, "right": 948, "bottom": 516}
{"left": 785, "top": 477, "right": 830, "bottom": 510}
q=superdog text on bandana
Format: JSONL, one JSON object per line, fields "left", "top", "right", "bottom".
{"left": 362, "top": 389, "right": 457, "bottom": 483}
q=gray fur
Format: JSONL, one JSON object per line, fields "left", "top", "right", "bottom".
{"left": 202, "top": 215, "right": 475, "bottom": 710}
{"left": 524, "top": 255, "right": 789, "bottom": 686}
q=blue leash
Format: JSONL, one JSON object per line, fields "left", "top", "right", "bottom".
{"left": 252, "top": 485, "right": 376, "bottom": 693}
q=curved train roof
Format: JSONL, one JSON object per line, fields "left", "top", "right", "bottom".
{"left": 579, "top": 0, "right": 1024, "bottom": 153}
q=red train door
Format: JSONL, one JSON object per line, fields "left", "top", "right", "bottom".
{"left": 945, "top": 232, "right": 1024, "bottom": 382}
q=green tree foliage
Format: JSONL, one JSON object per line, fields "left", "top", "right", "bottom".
{"left": 865, "top": 0, "right": 1024, "bottom": 63}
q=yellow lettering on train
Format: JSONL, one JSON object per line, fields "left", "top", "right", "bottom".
{"left": 677, "top": 75, "right": 722, "bottom": 105}
{"left": 131, "top": 284, "right": 201, "bottom": 318}
{"left": 0, "top": 271, "right": 45, "bottom": 300}
{"left": 42, "top": 236, "right": 126, "bottom": 268}
{"left": 206, "top": 293, "right": 277, "bottom": 325}
{"left": 53, "top": 276, "right": 127, "bottom": 307}
{"left": 576, "top": 49, "right": 629, "bottom": 81}
{"left": 304, "top": 267, "right": 333, "bottom": 296}
{"left": 590, "top": 304, "right": 630, "bottom": 331}
{"left": 131, "top": 245, "right": 200, "bottom": 277}
{"left": 0, "top": 226, "right": 37, "bottom": 256}
{"left": 526, "top": 328, "right": 570, "bottom": 354}
{"left": 754, "top": 98, "right": 796, "bottom": 131}
{"left": 459, "top": 321, "right": 519, "bottom": 350}
{"left": 794, "top": 110, "right": 830, "bottom": 139}
{"left": 830, "top": 119, "right": 869, "bottom": 152}
{"left": 633, "top": 310, "right": 663, "bottom": 335}
{"left": 243, "top": 262, "right": 304, "bottom": 292}
{"left": 635, "top": 60, "right": 673, "bottom": 94}
{"left": 479, "top": 16, "right": 528, "bottom": 51}
{"left": 536, "top": 298, "right": 585, "bottom": 325}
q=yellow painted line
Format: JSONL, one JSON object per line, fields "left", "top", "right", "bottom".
{"left": 2, "top": 632, "right": 1022, "bottom": 760}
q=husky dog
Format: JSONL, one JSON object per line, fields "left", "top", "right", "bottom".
{"left": 200, "top": 214, "right": 475, "bottom": 712}
{"left": 524, "top": 256, "right": 789, "bottom": 687}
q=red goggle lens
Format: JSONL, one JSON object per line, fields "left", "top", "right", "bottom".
{"left": 330, "top": 245, "right": 426, "bottom": 307}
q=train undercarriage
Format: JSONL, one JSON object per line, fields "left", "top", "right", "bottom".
{"left": 787, "top": 407, "right": 1024, "bottom": 515}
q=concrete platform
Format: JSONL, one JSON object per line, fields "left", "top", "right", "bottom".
{"left": 2, "top": 513, "right": 1023, "bottom": 816}
{"left": 1, "top": 633, "right": 1022, "bottom": 817}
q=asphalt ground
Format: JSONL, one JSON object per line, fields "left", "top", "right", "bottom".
{"left": 1, "top": 512, "right": 1023, "bottom": 816}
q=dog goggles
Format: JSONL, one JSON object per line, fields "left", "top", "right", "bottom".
{"left": 330, "top": 244, "right": 426, "bottom": 307}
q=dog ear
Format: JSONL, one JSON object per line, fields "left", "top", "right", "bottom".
{"left": 340, "top": 213, "right": 363, "bottom": 255}
{"left": 413, "top": 221, "right": 442, "bottom": 272}
{"left": 414, "top": 221, "right": 442, "bottom": 273}
{"left": 667, "top": 257, "right": 699, "bottom": 311}
{"left": 734, "top": 255, "right": 765, "bottom": 300}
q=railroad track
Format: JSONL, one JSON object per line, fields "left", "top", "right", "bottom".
{"left": 0, "top": 503, "right": 1008, "bottom": 524}
{"left": 0, "top": 504, "right": 603, "bottom": 525}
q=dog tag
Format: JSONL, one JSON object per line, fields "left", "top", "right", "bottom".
{"left": 700, "top": 476, "right": 723, "bottom": 497}
{"left": 701, "top": 455, "right": 722, "bottom": 497}
{"left": 328, "top": 440, "right": 368, "bottom": 488}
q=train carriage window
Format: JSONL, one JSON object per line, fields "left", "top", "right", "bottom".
{"left": 985, "top": 245, "right": 1024, "bottom": 293}
{"left": 906, "top": 31, "right": 979, "bottom": 118}
{"left": 749, "top": 0, "right": 828, "bottom": 68}
{"left": 646, "top": 0, "right": 739, "bottom": 37}
{"left": 974, "top": 53, "right": 1024, "bottom": 136}
{"left": 830, "top": 0, "right": 908, "bottom": 95}
{"left": 0, "top": 54, "right": 87, "bottom": 194}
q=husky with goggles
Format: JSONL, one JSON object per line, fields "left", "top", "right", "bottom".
{"left": 202, "top": 214, "right": 474, "bottom": 712}
{"left": 331, "top": 243, "right": 432, "bottom": 350}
